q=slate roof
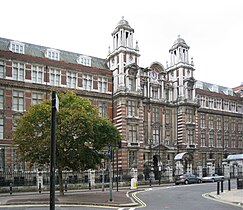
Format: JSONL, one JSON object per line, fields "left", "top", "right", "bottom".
{"left": 0, "top": 37, "right": 109, "bottom": 70}
{"left": 195, "top": 80, "right": 236, "bottom": 96}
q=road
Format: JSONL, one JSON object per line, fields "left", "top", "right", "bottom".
{"left": 134, "top": 182, "right": 240, "bottom": 210}
{"left": 0, "top": 182, "right": 240, "bottom": 210}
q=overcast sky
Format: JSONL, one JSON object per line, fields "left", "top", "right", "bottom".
{"left": 1, "top": 0, "right": 242, "bottom": 88}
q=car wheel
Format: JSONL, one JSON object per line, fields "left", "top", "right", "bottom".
{"left": 198, "top": 179, "right": 202, "bottom": 183}
{"left": 212, "top": 179, "right": 215, "bottom": 182}
{"left": 184, "top": 180, "right": 189, "bottom": 185}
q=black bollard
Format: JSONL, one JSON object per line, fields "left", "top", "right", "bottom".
{"left": 38, "top": 183, "right": 41, "bottom": 193}
{"left": 10, "top": 182, "right": 12, "bottom": 195}
{"left": 221, "top": 180, "right": 224, "bottom": 193}
{"left": 89, "top": 180, "right": 91, "bottom": 190}
{"left": 65, "top": 180, "right": 67, "bottom": 192}
{"left": 228, "top": 179, "right": 231, "bottom": 191}
{"left": 217, "top": 181, "right": 220, "bottom": 195}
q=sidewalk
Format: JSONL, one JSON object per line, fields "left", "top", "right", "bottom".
{"left": 206, "top": 189, "right": 243, "bottom": 207}
{"left": 0, "top": 189, "right": 138, "bottom": 207}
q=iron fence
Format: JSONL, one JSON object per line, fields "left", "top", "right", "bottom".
{"left": 0, "top": 168, "right": 171, "bottom": 187}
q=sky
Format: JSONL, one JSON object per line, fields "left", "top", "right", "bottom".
{"left": 1, "top": 0, "right": 242, "bottom": 88}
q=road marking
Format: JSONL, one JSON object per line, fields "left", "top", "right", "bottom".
{"left": 131, "top": 191, "right": 147, "bottom": 208}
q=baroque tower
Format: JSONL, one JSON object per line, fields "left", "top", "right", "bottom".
{"left": 106, "top": 16, "right": 140, "bottom": 93}
{"left": 106, "top": 17, "right": 144, "bottom": 173}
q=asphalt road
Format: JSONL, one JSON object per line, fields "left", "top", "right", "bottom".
{"left": 0, "top": 182, "right": 240, "bottom": 210}
{"left": 135, "top": 182, "right": 240, "bottom": 210}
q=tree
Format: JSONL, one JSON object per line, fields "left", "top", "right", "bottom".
{"left": 13, "top": 91, "right": 120, "bottom": 194}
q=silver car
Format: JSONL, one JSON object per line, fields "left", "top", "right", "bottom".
{"left": 202, "top": 173, "right": 224, "bottom": 182}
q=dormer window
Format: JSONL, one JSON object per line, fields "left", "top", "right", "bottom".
{"left": 223, "top": 88, "right": 233, "bottom": 96}
{"left": 209, "top": 84, "right": 219, "bottom": 93}
{"left": 77, "top": 55, "right": 91, "bottom": 67}
{"left": 9, "top": 41, "right": 25, "bottom": 54}
{"left": 45, "top": 49, "right": 60, "bottom": 61}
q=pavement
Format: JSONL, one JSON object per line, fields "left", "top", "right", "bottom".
{"left": 203, "top": 188, "right": 243, "bottom": 208}
{"left": 0, "top": 188, "right": 137, "bottom": 207}
{"left": 0, "top": 186, "right": 242, "bottom": 208}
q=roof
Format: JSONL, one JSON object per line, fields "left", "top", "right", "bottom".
{"left": 195, "top": 80, "right": 237, "bottom": 96}
{"left": 227, "top": 154, "right": 243, "bottom": 161}
{"left": 169, "top": 35, "right": 190, "bottom": 51}
{"left": 0, "top": 37, "right": 109, "bottom": 70}
{"left": 112, "top": 16, "right": 134, "bottom": 35}
{"left": 174, "top": 152, "right": 187, "bottom": 160}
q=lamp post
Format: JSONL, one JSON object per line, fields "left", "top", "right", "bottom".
{"left": 152, "top": 122, "right": 161, "bottom": 183}
{"left": 50, "top": 91, "right": 58, "bottom": 210}
{"left": 224, "top": 148, "right": 228, "bottom": 159}
{"left": 108, "top": 146, "right": 113, "bottom": 202}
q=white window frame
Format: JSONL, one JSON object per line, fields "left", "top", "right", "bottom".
{"left": 13, "top": 90, "right": 24, "bottom": 112}
{"left": 98, "top": 77, "right": 107, "bottom": 93}
{"left": 77, "top": 55, "right": 92, "bottom": 67}
{"left": 208, "top": 97, "right": 214, "bottom": 109}
{"left": 0, "top": 89, "right": 3, "bottom": 110}
{"left": 152, "top": 107, "right": 159, "bottom": 123}
{"left": 200, "top": 96, "right": 206, "bottom": 107}
{"left": 216, "top": 99, "right": 222, "bottom": 109}
{"left": 127, "top": 100, "right": 136, "bottom": 117}
{"left": 32, "top": 92, "right": 43, "bottom": 105}
{"left": 66, "top": 71, "right": 77, "bottom": 88}
{"left": 217, "top": 133, "right": 222, "bottom": 148}
{"left": 152, "top": 128, "right": 159, "bottom": 145}
{"left": 0, "top": 115, "right": 3, "bottom": 139}
{"left": 152, "top": 87, "right": 158, "bottom": 99}
{"left": 32, "top": 65, "right": 43, "bottom": 84}
{"left": 223, "top": 100, "right": 229, "bottom": 111}
{"left": 83, "top": 74, "right": 92, "bottom": 91}
{"left": 98, "top": 101, "right": 107, "bottom": 117}
{"left": 187, "top": 129, "right": 194, "bottom": 145}
{"left": 0, "top": 60, "right": 4, "bottom": 78}
{"left": 50, "top": 68, "right": 61, "bottom": 86}
{"left": 45, "top": 49, "right": 60, "bottom": 61}
{"left": 128, "top": 124, "right": 137, "bottom": 143}
{"left": 201, "top": 131, "right": 206, "bottom": 147}
{"left": 13, "top": 62, "right": 24, "bottom": 81}
{"left": 9, "top": 41, "right": 25, "bottom": 54}
{"left": 128, "top": 77, "right": 136, "bottom": 91}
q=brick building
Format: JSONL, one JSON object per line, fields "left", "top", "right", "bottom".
{"left": 0, "top": 17, "right": 242, "bottom": 179}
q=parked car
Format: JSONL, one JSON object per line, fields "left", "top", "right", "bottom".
{"left": 201, "top": 173, "right": 224, "bottom": 182}
{"left": 175, "top": 173, "right": 202, "bottom": 185}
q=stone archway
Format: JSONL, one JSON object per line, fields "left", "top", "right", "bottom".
{"left": 174, "top": 152, "right": 193, "bottom": 174}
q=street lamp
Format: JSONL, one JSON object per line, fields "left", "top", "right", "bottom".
{"left": 152, "top": 122, "right": 161, "bottom": 184}
{"left": 209, "top": 147, "right": 213, "bottom": 159}
{"left": 224, "top": 148, "right": 228, "bottom": 159}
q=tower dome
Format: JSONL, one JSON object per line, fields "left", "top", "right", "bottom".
{"left": 112, "top": 16, "right": 134, "bottom": 35}
{"left": 169, "top": 35, "right": 189, "bottom": 51}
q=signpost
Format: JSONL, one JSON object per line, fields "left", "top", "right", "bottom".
{"left": 50, "top": 91, "right": 58, "bottom": 210}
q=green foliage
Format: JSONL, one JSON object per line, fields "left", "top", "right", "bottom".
{"left": 13, "top": 91, "right": 120, "bottom": 172}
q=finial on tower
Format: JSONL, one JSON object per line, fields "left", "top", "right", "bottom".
{"left": 191, "top": 57, "right": 194, "bottom": 66}
{"left": 136, "top": 41, "right": 139, "bottom": 50}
